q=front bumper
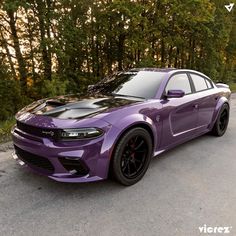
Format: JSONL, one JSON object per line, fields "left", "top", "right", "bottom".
{"left": 11, "top": 125, "right": 112, "bottom": 183}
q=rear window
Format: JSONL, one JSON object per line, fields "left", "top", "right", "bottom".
{"left": 205, "top": 79, "right": 213, "bottom": 88}
{"left": 190, "top": 74, "right": 208, "bottom": 92}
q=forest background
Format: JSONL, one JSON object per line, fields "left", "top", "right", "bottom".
{"left": 0, "top": 0, "right": 236, "bottom": 141}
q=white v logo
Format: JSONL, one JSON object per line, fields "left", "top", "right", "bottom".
{"left": 225, "top": 3, "right": 234, "bottom": 12}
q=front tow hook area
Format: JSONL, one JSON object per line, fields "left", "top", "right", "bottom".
{"left": 12, "top": 152, "right": 25, "bottom": 166}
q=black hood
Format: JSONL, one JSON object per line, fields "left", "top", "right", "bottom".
{"left": 18, "top": 94, "right": 144, "bottom": 119}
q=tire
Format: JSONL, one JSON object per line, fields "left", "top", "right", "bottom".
{"left": 111, "top": 127, "right": 153, "bottom": 186}
{"left": 212, "top": 103, "right": 229, "bottom": 137}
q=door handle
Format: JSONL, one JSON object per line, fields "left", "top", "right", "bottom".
{"left": 193, "top": 104, "right": 199, "bottom": 109}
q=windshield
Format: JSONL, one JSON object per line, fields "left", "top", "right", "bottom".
{"left": 89, "top": 71, "right": 165, "bottom": 99}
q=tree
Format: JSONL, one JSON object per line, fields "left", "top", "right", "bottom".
{"left": 0, "top": 0, "right": 236, "bottom": 121}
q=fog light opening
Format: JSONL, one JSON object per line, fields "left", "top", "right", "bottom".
{"left": 69, "top": 169, "right": 78, "bottom": 175}
{"left": 59, "top": 157, "right": 89, "bottom": 176}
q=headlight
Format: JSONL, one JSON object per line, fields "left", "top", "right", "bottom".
{"left": 59, "top": 128, "right": 104, "bottom": 140}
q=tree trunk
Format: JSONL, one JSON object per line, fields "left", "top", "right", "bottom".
{"left": 35, "top": 0, "right": 52, "bottom": 80}
{"left": 117, "top": 33, "right": 125, "bottom": 71}
{"left": 0, "top": 27, "right": 17, "bottom": 79}
{"left": 7, "top": 9, "right": 27, "bottom": 90}
{"left": 26, "top": 11, "right": 36, "bottom": 81}
{"left": 168, "top": 45, "right": 173, "bottom": 67}
{"left": 161, "top": 37, "right": 165, "bottom": 67}
{"left": 191, "top": 39, "right": 195, "bottom": 68}
{"left": 181, "top": 47, "right": 185, "bottom": 68}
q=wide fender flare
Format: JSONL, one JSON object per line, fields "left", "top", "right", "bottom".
{"left": 97, "top": 114, "right": 157, "bottom": 179}
{"left": 209, "top": 96, "right": 230, "bottom": 130}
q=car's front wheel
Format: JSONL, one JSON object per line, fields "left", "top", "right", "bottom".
{"left": 212, "top": 103, "right": 229, "bottom": 136}
{"left": 111, "top": 127, "right": 153, "bottom": 186}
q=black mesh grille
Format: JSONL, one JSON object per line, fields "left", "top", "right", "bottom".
{"left": 16, "top": 121, "right": 59, "bottom": 139}
{"left": 14, "top": 145, "right": 54, "bottom": 173}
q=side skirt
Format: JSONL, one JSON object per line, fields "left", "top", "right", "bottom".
{"left": 153, "top": 128, "right": 210, "bottom": 157}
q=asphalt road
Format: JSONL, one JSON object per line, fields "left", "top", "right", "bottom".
{"left": 1, "top": 94, "right": 236, "bottom": 236}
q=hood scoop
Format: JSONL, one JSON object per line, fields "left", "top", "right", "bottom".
{"left": 29, "top": 96, "right": 140, "bottom": 119}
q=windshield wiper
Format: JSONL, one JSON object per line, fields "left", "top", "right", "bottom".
{"left": 111, "top": 93, "right": 145, "bottom": 100}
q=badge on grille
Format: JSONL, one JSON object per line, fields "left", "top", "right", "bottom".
{"left": 42, "top": 130, "right": 55, "bottom": 137}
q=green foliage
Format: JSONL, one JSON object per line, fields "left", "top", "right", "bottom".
{"left": 0, "top": 63, "right": 25, "bottom": 120}
{"left": 0, "top": 0, "right": 236, "bottom": 127}
{"left": 229, "top": 82, "right": 236, "bottom": 92}
{"left": 40, "top": 75, "right": 69, "bottom": 97}
{"left": 136, "top": 57, "right": 157, "bottom": 68}
{"left": 0, "top": 78, "right": 23, "bottom": 120}
{"left": 0, "top": 117, "right": 15, "bottom": 143}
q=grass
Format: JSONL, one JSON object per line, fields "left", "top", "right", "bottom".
{"left": 229, "top": 83, "right": 236, "bottom": 93}
{"left": 0, "top": 117, "right": 15, "bottom": 143}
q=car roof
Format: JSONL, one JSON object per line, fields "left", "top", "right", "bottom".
{"left": 128, "top": 68, "right": 210, "bottom": 79}
{"left": 129, "top": 68, "right": 176, "bottom": 73}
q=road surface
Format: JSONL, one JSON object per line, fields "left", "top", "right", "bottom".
{"left": 0, "top": 94, "right": 236, "bottom": 236}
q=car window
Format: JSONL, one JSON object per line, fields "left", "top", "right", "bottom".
{"left": 191, "top": 74, "right": 208, "bottom": 91}
{"left": 205, "top": 78, "right": 213, "bottom": 88}
{"left": 90, "top": 71, "right": 166, "bottom": 99}
{"left": 165, "top": 73, "right": 192, "bottom": 94}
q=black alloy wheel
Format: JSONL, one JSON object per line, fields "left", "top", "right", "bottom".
{"left": 212, "top": 103, "right": 229, "bottom": 136}
{"left": 112, "top": 127, "right": 152, "bottom": 186}
{"left": 219, "top": 109, "right": 228, "bottom": 132}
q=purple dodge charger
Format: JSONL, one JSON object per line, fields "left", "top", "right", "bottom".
{"left": 12, "top": 68, "right": 231, "bottom": 185}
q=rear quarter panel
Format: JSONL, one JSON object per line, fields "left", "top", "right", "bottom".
{"left": 209, "top": 87, "right": 231, "bottom": 130}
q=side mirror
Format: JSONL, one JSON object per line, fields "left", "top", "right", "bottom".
{"left": 166, "top": 89, "right": 185, "bottom": 98}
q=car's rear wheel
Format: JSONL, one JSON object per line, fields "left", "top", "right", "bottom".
{"left": 212, "top": 103, "right": 229, "bottom": 136}
{"left": 111, "top": 127, "right": 152, "bottom": 186}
